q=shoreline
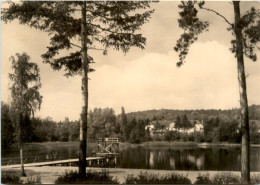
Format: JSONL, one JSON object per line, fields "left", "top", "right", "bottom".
{"left": 2, "top": 166, "right": 260, "bottom": 184}
{"left": 120, "top": 141, "right": 260, "bottom": 147}
{"left": 5, "top": 141, "right": 260, "bottom": 152}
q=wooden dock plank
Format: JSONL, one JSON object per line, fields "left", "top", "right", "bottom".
{"left": 1, "top": 157, "right": 105, "bottom": 169}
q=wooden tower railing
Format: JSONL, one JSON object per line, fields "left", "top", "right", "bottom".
{"left": 96, "top": 138, "right": 119, "bottom": 156}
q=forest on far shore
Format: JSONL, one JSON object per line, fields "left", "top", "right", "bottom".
{"left": 2, "top": 102, "right": 260, "bottom": 150}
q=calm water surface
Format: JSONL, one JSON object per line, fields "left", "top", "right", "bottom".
{"left": 118, "top": 145, "right": 260, "bottom": 171}
{"left": 2, "top": 144, "right": 260, "bottom": 171}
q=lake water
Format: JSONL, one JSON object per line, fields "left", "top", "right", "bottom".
{"left": 2, "top": 144, "right": 260, "bottom": 171}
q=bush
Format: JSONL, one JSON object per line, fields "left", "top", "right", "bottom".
{"left": 125, "top": 171, "right": 191, "bottom": 184}
{"left": 55, "top": 170, "right": 119, "bottom": 184}
{"left": 164, "top": 131, "right": 182, "bottom": 141}
{"left": 212, "top": 172, "right": 240, "bottom": 184}
{"left": 188, "top": 134, "right": 195, "bottom": 142}
{"left": 2, "top": 174, "right": 20, "bottom": 184}
{"left": 23, "top": 176, "right": 41, "bottom": 184}
{"left": 1, "top": 174, "right": 41, "bottom": 184}
{"left": 195, "top": 172, "right": 260, "bottom": 184}
{"left": 251, "top": 174, "right": 260, "bottom": 184}
{"left": 194, "top": 173, "right": 212, "bottom": 184}
{"left": 181, "top": 134, "right": 189, "bottom": 142}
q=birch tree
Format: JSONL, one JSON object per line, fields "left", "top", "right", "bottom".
{"left": 9, "top": 53, "right": 42, "bottom": 176}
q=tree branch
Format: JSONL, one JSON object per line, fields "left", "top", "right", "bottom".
{"left": 70, "top": 41, "right": 106, "bottom": 51}
{"left": 70, "top": 43, "right": 82, "bottom": 49}
{"left": 90, "top": 23, "right": 120, "bottom": 34}
{"left": 200, "top": 7, "right": 233, "bottom": 27}
{"left": 89, "top": 22, "right": 137, "bottom": 37}
{"left": 86, "top": 9, "right": 113, "bottom": 21}
{"left": 88, "top": 47, "right": 106, "bottom": 51}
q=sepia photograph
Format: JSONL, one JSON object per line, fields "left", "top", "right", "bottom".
{"left": 1, "top": 1, "right": 260, "bottom": 184}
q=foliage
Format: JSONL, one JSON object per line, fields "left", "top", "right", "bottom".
{"left": 230, "top": 7, "right": 260, "bottom": 61}
{"left": 8, "top": 53, "right": 42, "bottom": 142}
{"left": 1, "top": 102, "right": 15, "bottom": 149}
{"left": 9, "top": 53, "right": 42, "bottom": 117}
{"left": 125, "top": 171, "right": 191, "bottom": 184}
{"left": 55, "top": 170, "right": 119, "bottom": 184}
{"left": 164, "top": 131, "right": 181, "bottom": 141}
{"left": 126, "top": 105, "right": 260, "bottom": 123}
{"left": 195, "top": 172, "right": 253, "bottom": 184}
{"left": 1, "top": 174, "right": 41, "bottom": 184}
{"left": 250, "top": 174, "right": 260, "bottom": 184}
{"left": 249, "top": 104, "right": 260, "bottom": 120}
{"left": 212, "top": 172, "right": 240, "bottom": 184}
{"left": 204, "top": 117, "right": 240, "bottom": 143}
{"left": 194, "top": 173, "right": 212, "bottom": 184}
{"left": 22, "top": 176, "right": 41, "bottom": 184}
{"left": 88, "top": 108, "right": 117, "bottom": 141}
{"left": 30, "top": 117, "right": 79, "bottom": 142}
{"left": 2, "top": 2, "right": 154, "bottom": 77}
{"left": 249, "top": 121, "right": 260, "bottom": 144}
{"left": 174, "top": 1, "right": 260, "bottom": 65}
{"left": 182, "top": 114, "right": 192, "bottom": 129}
{"left": 174, "top": 1, "right": 209, "bottom": 66}
{"left": 8, "top": 52, "right": 42, "bottom": 176}
{"left": 1, "top": 174, "right": 20, "bottom": 184}
{"left": 193, "top": 131, "right": 204, "bottom": 143}
{"left": 2, "top": 103, "right": 260, "bottom": 144}
{"left": 175, "top": 115, "right": 182, "bottom": 129}
{"left": 217, "top": 120, "right": 240, "bottom": 143}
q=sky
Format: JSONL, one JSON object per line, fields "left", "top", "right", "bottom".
{"left": 1, "top": 1, "right": 260, "bottom": 122}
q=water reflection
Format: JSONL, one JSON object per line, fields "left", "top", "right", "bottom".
{"left": 149, "top": 151, "right": 154, "bottom": 168}
{"left": 2, "top": 144, "right": 260, "bottom": 171}
{"left": 118, "top": 145, "right": 260, "bottom": 171}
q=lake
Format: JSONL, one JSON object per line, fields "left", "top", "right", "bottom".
{"left": 2, "top": 143, "right": 260, "bottom": 171}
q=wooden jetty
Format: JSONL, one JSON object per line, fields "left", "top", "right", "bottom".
{"left": 2, "top": 138, "right": 120, "bottom": 169}
{"left": 1, "top": 156, "right": 105, "bottom": 169}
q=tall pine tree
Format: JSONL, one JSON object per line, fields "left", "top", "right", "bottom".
{"left": 174, "top": 1, "right": 260, "bottom": 183}
{"left": 2, "top": 1, "right": 154, "bottom": 177}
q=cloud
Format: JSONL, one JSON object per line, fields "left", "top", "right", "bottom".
{"left": 3, "top": 40, "right": 260, "bottom": 121}
{"left": 87, "top": 41, "right": 260, "bottom": 115}
{"left": 1, "top": 2, "right": 260, "bottom": 121}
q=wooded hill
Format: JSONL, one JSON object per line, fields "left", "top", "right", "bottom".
{"left": 126, "top": 104, "right": 260, "bottom": 122}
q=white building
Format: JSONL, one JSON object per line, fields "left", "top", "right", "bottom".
{"left": 168, "top": 120, "right": 204, "bottom": 134}
{"left": 168, "top": 122, "right": 177, "bottom": 131}
{"left": 145, "top": 124, "right": 155, "bottom": 131}
{"left": 194, "top": 122, "right": 204, "bottom": 132}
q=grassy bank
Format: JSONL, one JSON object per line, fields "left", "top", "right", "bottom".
{"left": 2, "top": 167, "right": 260, "bottom": 184}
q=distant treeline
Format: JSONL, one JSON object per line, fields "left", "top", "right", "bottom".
{"left": 126, "top": 104, "right": 260, "bottom": 121}
{"left": 2, "top": 102, "right": 260, "bottom": 150}
{"left": 1, "top": 102, "right": 80, "bottom": 149}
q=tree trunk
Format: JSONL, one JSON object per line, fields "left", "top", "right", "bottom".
{"left": 233, "top": 1, "right": 250, "bottom": 183}
{"left": 79, "top": 1, "right": 88, "bottom": 178}
{"left": 19, "top": 113, "right": 26, "bottom": 177}
{"left": 20, "top": 142, "right": 26, "bottom": 177}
